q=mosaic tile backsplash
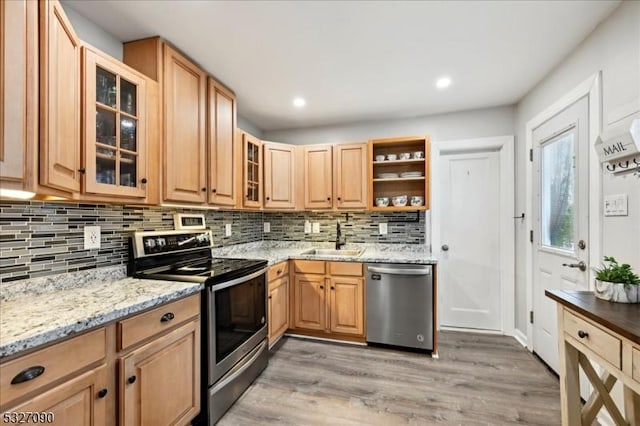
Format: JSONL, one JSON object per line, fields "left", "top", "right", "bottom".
{"left": 1, "top": 202, "right": 426, "bottom": 282}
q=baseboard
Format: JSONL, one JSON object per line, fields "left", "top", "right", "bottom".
{"left": 439, "top": 326, "right": 503, "bottom": 335}
{"left": 513, "top": 329, "right": 528, "bottom": 348}
{"left": 284, "top": 333, "right": 367, "bottom": 346}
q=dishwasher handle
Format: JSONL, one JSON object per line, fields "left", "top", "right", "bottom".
{"left": 367, "top": 266, "right": 431, "bottom": 276}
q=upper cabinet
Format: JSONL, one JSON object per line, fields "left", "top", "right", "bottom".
{"left": 369, "top": 136, "right": 430, "bottom": 211}
{"left": 239, "top": 130, "right": 262, "bottom": 209}
{"left": 303, "top": 145, "right": 333, "bottom": 209}
{"left": 39, "top": 0, "right": 81, "bottom": 194}
{"left": 208, "top": 78, "right": 237, "bottom": 206}
{"left": 334, "top": 143, "right": 368, "bottom": 209}
{"left": 263, "top": 142, "right": 296, "bottom": 209}
{"left": 0, "top": 0, "right": 37, "bottom": 194}
{"left": 82, "top": 47, "right": 148, "bottom": 198}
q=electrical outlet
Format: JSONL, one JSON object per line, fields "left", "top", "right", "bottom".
{"left": 225, "top": 224, "right": 232, "bottom": 237}
{"left": 379, "top": 223, "right": 388, "bottom": 235}
{"left": 304, "top": 221, "right": 311, "bottom": 234}
{"left": 312, "top": 222, "right": 320, "bottom": 234}
{"left": 263, "top": 222, "right": 271, "bottom": 233}
{"left": 84, "top": 226, "right": 101, "bottom": 250}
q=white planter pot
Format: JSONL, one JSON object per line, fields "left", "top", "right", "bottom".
{"left": 594, "top": 279, "right": 640, "bottom": 303}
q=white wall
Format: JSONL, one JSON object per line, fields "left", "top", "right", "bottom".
{"left": 514, "top": 1, "right": 640, "bottom": 334}
{"left": 262, "top": 105, "right": 515, "bottom": 144}
{"left": 62, "top": 4, "right": 124, "bottom": 60}
{"left": 237, "top": 115, "right": 264, "bottom": 139}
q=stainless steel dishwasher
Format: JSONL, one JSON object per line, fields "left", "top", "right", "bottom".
{"left": 366, "top": 263, "right": 433, "bottom": 351}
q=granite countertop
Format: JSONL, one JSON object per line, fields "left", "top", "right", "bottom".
{"left": 210, "top": 241, "right": 437, "bottom": 265}
{"left": 0, "top": 266, "right": 203, "bottom": 358}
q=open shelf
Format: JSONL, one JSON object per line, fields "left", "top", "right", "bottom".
{"left": 373, "top": 158, "right": 425, "bottom": 165}
{"left": 372, "top": 177, "right": 425, "bottom": 182}
{"left": 370, "top": 205, "right": 427, "bottom": 211}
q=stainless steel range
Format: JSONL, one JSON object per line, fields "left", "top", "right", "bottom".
{"left": 129, "top": 230, "right": 269, "bottom": 425}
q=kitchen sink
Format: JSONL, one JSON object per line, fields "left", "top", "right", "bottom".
{"left": 299, "top": 248, "right": 365, "bottom": 257}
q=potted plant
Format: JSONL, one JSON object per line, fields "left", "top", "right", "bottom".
{"left": 594, "top": 256, "right": 640, "bottom": 303}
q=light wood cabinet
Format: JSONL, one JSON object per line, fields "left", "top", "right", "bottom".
{"left": 303, "top": 145, "right": 333, "bottom": 209}
{"left": 329, "top": 276, "right": 364, "bottom": 336}
{"left": 119, "top": 320, "right": 200, "bottom": 426}
{"left": 293, "top": 273, "right": 327, "bottom": 331}
{"left": 0, "top": 0, "right": 37, "bottom": 195}
{"left": 239, "top": 130, "right": 263, "bottom": 209}
{"left": 39, "top": 0, "right": 82, "bottom": 194}
{"left": 82, "top": 47, "right": 148, "bottom": 198}
{"left": 268, "top": 275, "right": 289, "bottom": 345}
{"left": 264, "top": 142, "right": 296, "bottom": 209}
{"left": 162, "top": 43, "right": 207, "bottom": 203}
{"left": 208, "top": 78, "right": 236, "bottom": 206}
{"left": 334, "top": 143, "right": 368, "bottom": 209}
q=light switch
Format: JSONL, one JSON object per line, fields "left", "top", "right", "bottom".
{"left": 225, "top": 224, "right": 232, "bottom": 236}
{"left": 84, "top": 226, "right": 101, "bottom": 250}
{"left": 604, "top": 193, "right": 628, "bottom": 216}
{"left": 379, "top": 223, "right": 388, "bottom": 235}
{"left": 312, "top": 222, "right": 320, "bottom": 233}
{"left": 304, "top": 221, "right": 311, "bottom": 234}
{"left": 263, "top": 222, "right": 271, "bottom": 233}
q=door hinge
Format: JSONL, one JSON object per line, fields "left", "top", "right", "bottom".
{"left": 529, "top": 149, "right": 533, "bottom": 162}
{"left": 529, "top": 311, "right": 534, "bottom": 324}
{"left": 529, "top": 230, "right": 533, "bottom": 243}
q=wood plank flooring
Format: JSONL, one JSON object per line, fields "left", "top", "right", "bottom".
{"left": 218, "top": 331, "right": 562, "bottom": 425}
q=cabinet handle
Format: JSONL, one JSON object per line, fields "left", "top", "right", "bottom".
{"left": 266, "top": 197, "right": 270, "bottom": 200}
{"left": 277, "top": 269, "right": 282, "bottom": 274}
{"left": 127, "top": 375, "right": 137, "bottom": 384}
{"left": 327, "top": 197, "right": 331, "bottom": 201}
{"left": 268, "top": 295, "right": 272, "bottom": 300}
{"left": 319, "top": 285, "right": 324, "bottom": 289}
{"left": 201, "top": 187, "right": 207, "bottom": 192}
{"left": 97, "top": 388, "right": 108, "bottom": 399}
{"left": 578, "top": 330, "right": 589, "bottom": 339}
{"left": 337, "top": 197, "right": 341, "bottom": 201}
{"left": 141, "top": 178, "right": 147, "bottom": 184}
{"left": 11, "top": 366, "right": 45, "bottom": 385}
{"left": 331, "top": 286, "right": 335, "bottom": 290}
{"left": 160, "top": 312, "right": 175, "bottom": 322}
{"left": 77, "top": 168, "right": 86, "bottom": 174}
{"left": 212, "top": 188, "right": 217, "bottom": 193}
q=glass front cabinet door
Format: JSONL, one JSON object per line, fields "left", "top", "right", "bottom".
{"left": 243, "top": 133, "right": 262, "bottom": 208}
{"left": 83, "top": 47, "right": 147, "bottom": 197}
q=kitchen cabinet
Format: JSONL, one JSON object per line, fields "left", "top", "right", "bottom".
{"left": 238, "top": 130, "right": 263, "bottom": 209}
{"left": 208, "top": 78, "right": 237, "bottom": 206}
{"left": 291, "top": 260, "right": 365, "bottom": 340}
{"left": 82, "top": 46, "right": 148, "bottom": 198}
{"left": 334, "top": 143, "right": 368, "bottom": 209}
{"left": 263, "top": 142, "right": 296, "bottom": 209}
{"left": 39, "top": 0, "right": 82, "bottom": 194}
{"left": 303, "top": 145, "right": 333, "bottom": 209}
{"left": 268, "top": 261, "right": 290, "bottom": 345}
{"left": 0, "top": 0, "right": 37, "bottom": 195}
{"left": 369, "top": 136, "right": 430, "bottom": 211}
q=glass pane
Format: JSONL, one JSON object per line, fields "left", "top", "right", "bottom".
{"left": 253, "top": 164, "right": 259, "bottom": 183}
{"left": 96, "top": 147, "right": 116, "bottom": 185}
{"left": 120, "top": 79, "right": 137, "bottom": 116}
{"left": 253, "top": 145, "right": 259, "bottom": 161}
{"left": 120, "top": 153, "right": 137, "bottom": 187}
{"left": 541, "top": 131, "right": 575, "bottom": 251}
{"left": 248, "top": 162, "right": 253, "bottom": 181}
{"left": 96, "top": 67, "right": 116, "bottom": 107}
{"left": 247, "top": 144, "right": 253, "bottom": 162}
{"left": 96, "top": 108, "right": 116, "bottom": 146}
{"left": 120, "top": 117, "right": 137, "bottom": 152}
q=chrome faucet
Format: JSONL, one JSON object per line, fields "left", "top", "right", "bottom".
{"left": 335, "top": 221, "right": 346, "bottom": 250}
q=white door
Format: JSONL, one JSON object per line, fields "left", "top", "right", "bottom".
{"left": 532, "top": 96, "right": 589, "bottom": 372}
{"left": 440, "top": 151, "right": 502, "bottom": 331}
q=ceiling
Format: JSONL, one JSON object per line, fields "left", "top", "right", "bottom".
{"left": 63, "top": 0, "right": 619, "bottom": 131}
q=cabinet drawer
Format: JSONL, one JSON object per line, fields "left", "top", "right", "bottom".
{"left": 269, "top": 275, "right": 288, "bottom": 292}
{"left": 563, "top": 311, "right": 621, "bottom": 368}
{"left": 268, "top": 261, "right": 289, "bottom": 282}
{"left": 118, "top": 295, "right": 199, "bottom": 351}
{"left": 293, "top": 260, "right": 325, "bottom": 275}
{"left": 0, "top": 328, "right": 106, "bottom": 408}
{"left": 328, "top": 261, "right": 363, "bottom": 277}
{"left": 633, "top": 347, "right": 640, "bottom": 383}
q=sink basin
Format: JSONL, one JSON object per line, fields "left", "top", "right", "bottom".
{"left": 299, "top": 248, "right": 364, "bottom": 257}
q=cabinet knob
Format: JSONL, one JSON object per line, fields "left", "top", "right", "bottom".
{"left": 578, "top": 330, "right": 589, "bottom": 339}
{"left": 160, "top": 312, "right": 175, "bottom": 322}
{"left": 331, "top": 286, "right": 335, "bottom": 290}
{"left": 319, "top": 285, "right": 324, "bottom": 289}
{"left": 77, "top": 168, "right": 86, "bottom": 174}
{"left": 141, "top": 178, "right": 147, "bottom": 184}
{"left": 327, "top": 197, "right": 331, "bottom": 201}
{"left": 268, "top": 295, "right": 272, "bottom": 300}
{"left": 277, "top": 269, "right": 282, "bottom": 275}
{"left": 266, "top": 197, "right": 270, "bottom": 201}
{"left": 11, "top": 366, "right": 45, "bottom": 385}
{"left": 201, "top": 188, "right": 207, "bottom": 192}
{"left": 97, "top": 388, "right": 108, "bottom": 399}
{"left": 337, "top": 197, "right": 341, "bottom": 201}
{"left": 127, "top": 375, "right": 137, "bottom": 384}
{"left": 212, "top": 188, "right": 217, "bottom": 193}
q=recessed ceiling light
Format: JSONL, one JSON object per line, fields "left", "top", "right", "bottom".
{"left": 436, "top": 76, "right": 452, "bottom": 89}
{"left": 293, "top": 97, "right": 306, "bottom": 108}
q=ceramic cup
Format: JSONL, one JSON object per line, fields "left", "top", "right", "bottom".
{"left": 399, "top": 152, "right": 411, "bottom": 160}
{"left": 386, "top": 154, "right": 398, "bottom": 161}
{"left": 412, "top": 151, "right": 424, "bottom": 159}
{"left": 410, "top": 196, "right": 424, "bottom": 206}
{"left": 392, "top": 195, "right": 408, "bottom": 206}
{"left": 375, "top": 197, "right": 390, "bottom": 207}
{"left": 375, "top": 155, "right": 385, "bottom": 162}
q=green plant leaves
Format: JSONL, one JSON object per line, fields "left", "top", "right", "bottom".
{"left": 595, "top": 256, "right": 640, "bottom": 285}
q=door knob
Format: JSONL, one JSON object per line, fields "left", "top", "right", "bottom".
{"left": 441, "top": 244, "right": 449, "bottom": 251}
{"left": 562, "top": 261, "right": 586, "bottom": 271}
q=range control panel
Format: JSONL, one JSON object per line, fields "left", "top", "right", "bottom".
{"left": 133, "top": 231, "right": 213, "bottom": 257}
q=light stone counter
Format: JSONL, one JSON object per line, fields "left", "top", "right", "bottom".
{"left": 0, "top": 266, "right": 203, "bottom": 358}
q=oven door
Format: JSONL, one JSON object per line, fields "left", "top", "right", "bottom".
{"left": 207, "top": 267, "right": 268, "bottom": 384}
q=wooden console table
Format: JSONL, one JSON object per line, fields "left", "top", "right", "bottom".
{"left": 546, "top": 290, "right": 640, "bottom": 426}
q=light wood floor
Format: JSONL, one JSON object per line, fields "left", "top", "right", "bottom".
{"left": 218, "top": 331, "right": 562, "bottom": 425}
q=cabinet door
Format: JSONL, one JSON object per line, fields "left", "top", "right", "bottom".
{"left": 334, "top": 143, "right": 368, "bottom": 209}
{"left": 329, "top": 276, "right": 364, "bottom": 336}
{"left": 268, "top": 276, "right": 289, "bottom": 344}
{"left": 83, "top": 47, "right": 147, "bottom": 198}
{"left": 2, "top": 365, "right": 109, "bottom": 426}
{"left": 242, "top": 132, "right": 262, "bottom": 208}
{"left": 39, "top": 0, "right": 81, "bottom": 193}
{"left": 120, "top": 320, "right": 200, "bottom": 426}
{"left": 293, "top": 274, "right": 326, "bottom": 331}
{"left": 264, "top": 142, "right": 295, "bottom": 209}
{"left": 303, "top": 145, "right": 333, "bottom": 209}
{"left": 208, "top": 79, "right": 236, "bottom": 206}
{"left": 163, "top": 44, "right": 206, "bottom": 203}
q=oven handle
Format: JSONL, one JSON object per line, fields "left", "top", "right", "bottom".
{"left": 210, "top": 266, "right": 269, "bottom": 292}
{"left": 212, "top": 340, "right": 268, "bottom": 392}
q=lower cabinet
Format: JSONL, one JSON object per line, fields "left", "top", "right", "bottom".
{"left": 293, "top": 273, "right": 327, "bottom": 331}
{"left": 268, "top": 276, "right": 289, "bottom": 344}
{"left": 329, "top": 276, "right": 364, "bottom": 336}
